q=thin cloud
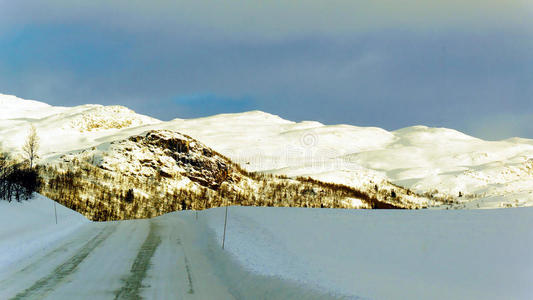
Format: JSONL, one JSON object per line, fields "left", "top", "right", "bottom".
{"left": 2, "top": 1, "right": 532, "bottom": 39}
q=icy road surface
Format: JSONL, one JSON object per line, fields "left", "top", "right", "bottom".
{"left": 0, "top": 218, "right": 236, "bottom": 299}
{"left": 0, "top": 198, "right": 333, "bottom": 299}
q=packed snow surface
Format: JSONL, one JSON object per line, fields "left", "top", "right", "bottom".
{"left": 0, "top": 195, "right": 88, "bottom": 271}
{"left": 0, "top": 196, "right": 236, "bottom": 299}
{"left": 3, "top": 93, "right": 533, "bottom": 208}
{"left": 1, "top": 197, "right": 532, "bottom": 299}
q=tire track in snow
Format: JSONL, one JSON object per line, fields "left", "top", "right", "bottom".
{"left": 10, "top": 224, "right": 117, "bottom": 300}
{"left": 0, "top": 233, "right": 80, "bottom": 288}
{"left": 177, "top": 237, "right": 194, "bottom": 294}
{"left": 183, "top": 255, "right": 195, "bottom": 294}
{"left": 114, "top": 221, "right": 162, "bottom": 300}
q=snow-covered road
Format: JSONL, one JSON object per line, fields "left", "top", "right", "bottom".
{"left": 0, "top": 216, "right": 237, "bottom": 299}
{"left": 0, "top": 197, "right": 338, "bottom": 300}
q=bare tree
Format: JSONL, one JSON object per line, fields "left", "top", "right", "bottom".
{"left": 23, "top": 125, "right": 40, "bottom": 169}
{"left": 0, "top": 151, "right": 10, "bottom": 199}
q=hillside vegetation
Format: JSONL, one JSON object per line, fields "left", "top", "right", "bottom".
{"left": 38, "top": 130, "right": 431, "bottom": 221}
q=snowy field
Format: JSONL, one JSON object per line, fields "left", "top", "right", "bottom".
{"left": 204, "top": 206, "right": 533, "bottom": 299}
{"left": 1, "top": 196, "right": 532, "bottom": 299}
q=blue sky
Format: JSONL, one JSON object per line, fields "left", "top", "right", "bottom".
{"left": 1, "top": 1, "right": 532, "bottom": 139}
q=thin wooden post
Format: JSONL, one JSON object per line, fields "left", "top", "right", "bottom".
{"left": 54, "top": 201, "right": 57, "bottom": 224}
{"left": 222, "top": 205, "right": 228, "bottom": 249}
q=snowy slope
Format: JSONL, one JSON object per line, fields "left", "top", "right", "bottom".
{"left": 161, "top": 117, "right": 533, "bottom": 208}
{"left": 0, "top": 194, "right": 88, "bottom": 272}
{"left": 202, "top": 206, "right": 533, "bottom": 300}
{"left": 3, "top": 93, "right": 533, "bottom": 208}
{"left": 0, "top": 93, "right": 160, "bottom": 157}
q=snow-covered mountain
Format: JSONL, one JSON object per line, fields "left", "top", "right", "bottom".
{"left": 41, "top": 129, "right": 420, "bottom": 221}
{"left": 2, "top": 93, "right": 533, "bottom": 209}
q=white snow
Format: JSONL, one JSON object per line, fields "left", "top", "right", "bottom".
{"left": 0, "top": 93, "right": 160, "bottom": 159}
{"left": 0, "top": 194, "right": 88, "bottom": 272}
{"left": 3, "top": 92, "right": 533, "bottom": 208}
{"left": 203, "top": 206, "right": 533, "bottom": 300}
{"left": 1, "top": 198, "right": 531, "bottom": 299}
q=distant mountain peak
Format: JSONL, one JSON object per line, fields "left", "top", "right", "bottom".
{"left": 67, "top": 105, "right": 160, "bottom": 132}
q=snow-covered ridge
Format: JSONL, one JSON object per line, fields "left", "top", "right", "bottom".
{"left": 0, "top": 93, "right": 160, "bottom": 127}
{"left": 65, "top": 105, "right": 160, "bottom": 132}
{"left": 0, "top": 93, "right": 161, "bottom": 156}
{"left": 3, "top": 93, "right": 533, "bottom": 208}
{"left": 0, "top": 93, "right": 50, "bottom": 108}
{"left": 0, "top": 93, "right": 56, "bottom": 119}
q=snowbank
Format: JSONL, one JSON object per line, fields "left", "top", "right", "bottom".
{"left": 203, "top": 206, "right": 533, "bottom": 299}
{"left": 0, "top": 194, "right": 89, "bottom": 272}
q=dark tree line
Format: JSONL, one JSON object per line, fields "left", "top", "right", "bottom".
{"left": 1, "top": 126, "right": 42, "bottom": 202}
{"left": 0, "top": 152, "right": 41, "bottom": 202}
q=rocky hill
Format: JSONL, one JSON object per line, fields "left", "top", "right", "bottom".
{"left": 39, "top": 130, "right": 429, "bottom": 221}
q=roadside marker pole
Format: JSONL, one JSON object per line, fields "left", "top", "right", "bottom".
{"left": 54, "top": 201, "right": 58, "bottom": 224}
{"left": 222, "top": 205, "right": 228, "bottom": 249}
